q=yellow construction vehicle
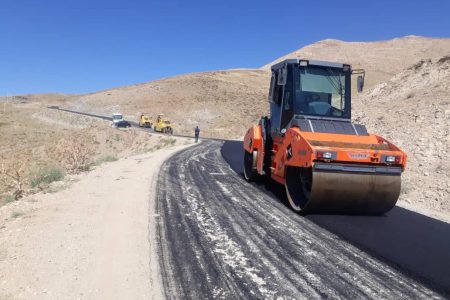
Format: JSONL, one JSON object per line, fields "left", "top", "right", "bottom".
{"left": 153, "top": 114, "right": 173, "bottom": 134}
{"left": 139, "top": 113, "right": 153, "bottom": 128}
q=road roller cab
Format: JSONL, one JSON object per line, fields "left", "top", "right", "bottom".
{"left": 243, "top": 59, "right": 407, "bottom": 214}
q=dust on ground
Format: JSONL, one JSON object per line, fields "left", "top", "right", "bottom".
{"left": 0, "top": 141, "right": 192, "bottom": 299}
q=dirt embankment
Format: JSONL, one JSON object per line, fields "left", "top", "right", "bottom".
{"left": 353, "top": 56, "right": 450, "bottom": 214}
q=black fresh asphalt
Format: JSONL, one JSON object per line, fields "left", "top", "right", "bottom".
{"left": 155, "top": 140, "right": 450, "bottom": 299}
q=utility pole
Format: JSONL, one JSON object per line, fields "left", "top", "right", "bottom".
{"left": 3, "top": 94, "right": 8, "bottom": 113}
{"left": 3, "top": 94, "right": 14, "bottom": 113}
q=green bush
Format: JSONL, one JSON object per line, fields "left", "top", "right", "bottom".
{"left": 1, "top": 195, "right": 15, "bottom": 207}
{"left": 29, "top": 165, "right": 65, "bottom": 188}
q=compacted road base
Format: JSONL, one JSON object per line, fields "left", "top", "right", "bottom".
{"left": 155, "top": 141, "right": 444, "bottom": 299}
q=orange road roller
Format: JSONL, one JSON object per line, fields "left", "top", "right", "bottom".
{"left": 243, "top": 59, "right": 407, "bottom": 214}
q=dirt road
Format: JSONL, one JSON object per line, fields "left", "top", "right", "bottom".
{"left": 156, "top": 141, "right": 449, "bottom": 299}
{"left": 0, "top": 144, "right": 190, "bottom": 299}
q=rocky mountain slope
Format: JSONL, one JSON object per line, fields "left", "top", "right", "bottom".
{"left": 263, "top": 35, "right": 450, "bottom": 89}
{"left": 66, "top": 36, "right": 450, "bottom": 139}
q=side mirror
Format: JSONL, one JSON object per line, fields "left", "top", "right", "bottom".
{"left": 357, "top": 75, "right": 364, "bottom": 93}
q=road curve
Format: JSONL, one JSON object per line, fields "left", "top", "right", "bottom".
{"left": 155, "top": 141, "right": 448, "bottom": 299}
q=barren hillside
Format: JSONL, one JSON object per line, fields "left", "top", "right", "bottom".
{"left": 263, "top": 36, "right": 450, "bottom": 89}
{"left": 64, "top": 36, "right": 450, "bottom": 140}
{"left": 68, "top": 69, "right": 269, "bottom": 139}
{"left": 0, "top": 100, "right": 183, "bottom": 203}
{"left": 353, "top": 56, "right": 450, "bottom": 213}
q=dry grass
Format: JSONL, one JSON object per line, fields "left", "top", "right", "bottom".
{"left": 29, "top": 165, "right": 65, "bottom": 189}
{"left": 10, "top": 211, "right": 24, "bottom": 218}
{"left": 93, "top": 155, "right": 119, "bottom": 166}
{"left": 1, "top": 195, "right": 14, "bottom": 207}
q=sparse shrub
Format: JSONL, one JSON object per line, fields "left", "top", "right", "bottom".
{"left": 49, "top": 134, "right": 96, "bottom": 174}
{"left": 161, "top": 138, "right": 176, "bottom": 147}
{"left": 93, "top": 155, "right": 118, "bottom": 166}
{"left": 1, "top": 151, "right": 32, "bottom": 200}
{"left": 11, "top": 211, "right": 24, "bottom": 218}
{"left": 437, "top": 55, "right": 450, "bottom": 64}
{"left": 29, "top": 165, "right": 65, "bottom": 188}
{"left": 410, "top": 59, "right": 431, "bottom": 71}
{"left": 113, "top": 134, "right": 122, "bottom": 142}
{"left": 1, "top": 195, "right": 14, "bottom": 207}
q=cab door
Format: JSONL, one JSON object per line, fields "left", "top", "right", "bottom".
{"left": 268, "top": 65, "right": 293, "bottom": 183}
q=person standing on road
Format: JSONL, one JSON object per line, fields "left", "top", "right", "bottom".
{"left": 194, "top": 126, "right": 200, "bottom": 143}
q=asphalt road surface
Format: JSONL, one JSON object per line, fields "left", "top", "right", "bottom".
{"left": 155, "top": 141, "right": 450, "bottom": 299}
{"left": 50, "top": 107, "right": 203, "bottom": 140}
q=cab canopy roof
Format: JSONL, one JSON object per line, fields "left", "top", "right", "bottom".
{"left": 271, "top": 59, "right": 351, "bottom": 71}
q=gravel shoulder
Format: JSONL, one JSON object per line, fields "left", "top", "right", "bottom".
{"left": 0, "top": 143, "right": 191, "bottom": 300}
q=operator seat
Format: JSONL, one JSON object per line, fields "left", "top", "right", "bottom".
{"left": 308, "top": 101, "right": 332, "bottom": 115}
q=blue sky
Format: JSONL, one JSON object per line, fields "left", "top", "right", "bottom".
{"left": 1, "top": 0, "right": 449, "bottom": 95}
